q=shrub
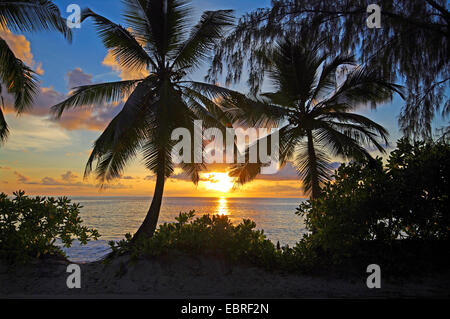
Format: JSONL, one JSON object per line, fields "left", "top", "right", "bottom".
{"left": 0, "top": 190, "right": 100, "bottom": 263}
{"left": 295, "top": 138, "right": 450, "bottom": 268}
{"left": 109, "top": 211, "right": 299, "bottom": 271}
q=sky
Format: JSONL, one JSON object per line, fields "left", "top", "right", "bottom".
{"left": 0, "top": 0, "right": 446, "bottom": 198}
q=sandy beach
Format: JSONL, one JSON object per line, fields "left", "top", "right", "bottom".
{"left": 1, "top": 252, "right": 448, "bottom": 298}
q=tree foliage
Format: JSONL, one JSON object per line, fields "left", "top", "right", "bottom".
{"left": 225, "top": 38, "right": 402, "bottom": 198}
{"left": 296, "top": 138, "right": 450, "bottom": 264}
{"left": 208, "top": 0, "right": 449, "bottom": 138}
{"left": 0, "top": 191, "right": 100, "bottom": 264}
{"left": 109, "top": 211, "right": 301, "bottom": 271}
{"left": 0, "top": 0, "right": 71, "bottom": 144}
{"left": 52, "top": 0, "right": 254, "bottom": 238}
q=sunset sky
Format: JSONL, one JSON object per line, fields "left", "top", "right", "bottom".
{"left": 0, "top": 0, "right": 445, "bottom": 198}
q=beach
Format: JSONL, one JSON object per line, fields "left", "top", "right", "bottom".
{"left": 1, "top": 252, "right": 448, "bottom": 298}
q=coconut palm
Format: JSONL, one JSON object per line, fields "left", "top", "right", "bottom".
{"left": 224, "top": 38, "right": 404, "bottom": 199}
{"left": 0, "top": 0, "right": 71, "bottom": 143}
{"left": 51, "top": 0, "right": 252, "bottom": 239}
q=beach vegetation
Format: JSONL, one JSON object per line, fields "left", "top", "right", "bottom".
{"left": 295, "top": 138, "right": 450, "bottom": 273}
{"left": 108, "top": 210, "right": 300, "bottom": 271}
{"left": 0, "top": 191, "right": 100, "bottom": 264}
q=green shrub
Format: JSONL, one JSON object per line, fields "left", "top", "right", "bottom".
{"left": 295, "top": 138, "right": 450, "bottom": 267}
{"left": 0, "top": 190, "right": 100, "bottom": 263}
{"left": 109, "top": 211, "right": 300, "bottom": 271}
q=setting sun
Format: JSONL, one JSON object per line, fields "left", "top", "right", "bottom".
{"left": 201, "top": 172, "right": 234, "bottom": 193}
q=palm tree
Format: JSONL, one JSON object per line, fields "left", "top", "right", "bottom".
{"left": 224, "top": 38, "right": 404, "bottom": 199}
{"left": 51, "top": 0, "right": 250, "bottom": 239}
{"left": 0, "top": 0, "right": 71, "bottom": 143}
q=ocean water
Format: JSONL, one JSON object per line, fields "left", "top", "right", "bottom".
{"left": 61, "top": 197, "right": 307, "bottom": 262}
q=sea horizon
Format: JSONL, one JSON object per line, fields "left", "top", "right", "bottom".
{"left": 32, "top": 195, "right": 308, "bottom": 199}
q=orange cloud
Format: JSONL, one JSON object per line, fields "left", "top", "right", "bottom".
{"left": 2, "top": 67, "right": 122, "bottom": 132}
{"left": 0, "top": 28, "right": 44, "bottom": 75}
{"left": 102, "top": 50, "right": 149, "bottom": 81}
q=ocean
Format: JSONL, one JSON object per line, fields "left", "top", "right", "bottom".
{"left": 61, "top": 196, "right": 307, "bottom": 262}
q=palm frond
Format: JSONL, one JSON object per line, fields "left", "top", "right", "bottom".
{"left": 82, "top": 8, "right": 155, "bottom": 70}
{"left": 85, "top": 80, "right": 156, "bottom": 182}
{"left": 0, "top": 0, "right": 72, "bottom": 41}
{"left": 51, "top": 79, "right": 145, "bottom": 118}
{"left": 320, "top": 121, "right": 387, "bottom": 157}
{"left": 293, "top": 137, "right": 331, "bottom": 197}
{"left": 319, "top": 112, "right": 389, "bottom": 146}
{"left": 184, "top": 81, "right": 286, "bottom": 127}
{"left": 173, "top": 120, "right": 207, "bottom": 185}
{"left": 181, "top": 85, "right": 233, "bottom": 127}
{"left": 311, "top": 54, "right": 355, "bottom": 101}
{"left": 268, "top": 39, "right": 324, "bottom": 105}
{"left": 141, "top": 81, "right": 195, "bottom": 177}
{"left": 123, "top": 0, "right": 191, "bottom": 57}
{"left": 172, "top": 9, "right": 234, "bottom": 70}
{"left": 0, "top": 36, "right": 38, "bottom": 113}
{"left": 324, "top": 65, "right": 405, "bottom": 110}
{"left": 121, "top": 0, "right": 153, "bottom": 45}
{"left": 260, "top": 92, "right": 294, "bottom": 108}
{"left": 0, "top": 98, "right": 8, "bottom": 144}
{"left": 315, "top": 125, "right": 373, "bottom": 161}
{"left": 220, "top": 93, "right": 287, "bottom": 127}
{"left": 229, "top": 126, "right": 298, "bottom": 186}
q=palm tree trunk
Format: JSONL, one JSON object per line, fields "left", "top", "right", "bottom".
{"left": 132, "top": 169, "right": 166, "bottom": 241}
{"left": 306, "top": 130, "right": 320, "bottom": 199}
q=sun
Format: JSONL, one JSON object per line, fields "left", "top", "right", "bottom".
{"left": 201, "top": 172, "right": 234, "bottom": 193}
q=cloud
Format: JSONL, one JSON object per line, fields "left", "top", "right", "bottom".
{"left": 254, "top": 162, "right": 299, "bottom": 181}
{"left": 66, "top": 67, "right": 93, "bottom": 90}
{"left": 61, "top": 171, "right": 78, "bottom": 182}
{"left": 254, "top": 161, "right": 342, "bottom": 181}
{"left": 12, "top": 170, "right": 132, "bottom": 189}
{"left": 102, "top": 50, "right": 149, "bottom": 81}
{"left": 65, "top": 151, "right": 90, "bottom": 157}
{"left": 4, "top": 114, "right": 71, "bottom": 151}
{"left": 14, "top": 171, "right": 30, "bottom": 183}
{"left": 41, "top": 177, "right": 60, "bottom": 185}
{"left": 3, "top": 67, "right": 122, "bottom": 132}
{"left": 3, "top": 86, "right": 66, "bottom": 117}
{"left": 0, "top": 28, "right": 44, "bottom": 75}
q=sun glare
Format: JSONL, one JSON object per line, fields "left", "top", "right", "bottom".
{"left": 217, "top": 197, "right": 229, "bottom": 215}
{"left": 202, "top": 172, "right": 234, "bottom": 193}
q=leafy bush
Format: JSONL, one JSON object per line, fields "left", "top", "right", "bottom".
{"left": 295, "top": 138, "right": 450, "bottom": 268}
{"left": 109, "top": 211, "right": 300, "bottom": 271}
{"left": 0, "top": 190, "right": 100, "bottom": 263}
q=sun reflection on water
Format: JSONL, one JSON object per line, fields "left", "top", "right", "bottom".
{"left": 216, "top": 197, "right": 229, "bottom": 216}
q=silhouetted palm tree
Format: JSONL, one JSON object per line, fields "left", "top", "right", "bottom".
{"left": 0, "top": 0, "right": 71, "bottom": 143}
{"left": 225, "top": 38, "right": 404, "bottom": 198}
{"left": 51, "top": 0, "right": 249, "bottom": 239}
